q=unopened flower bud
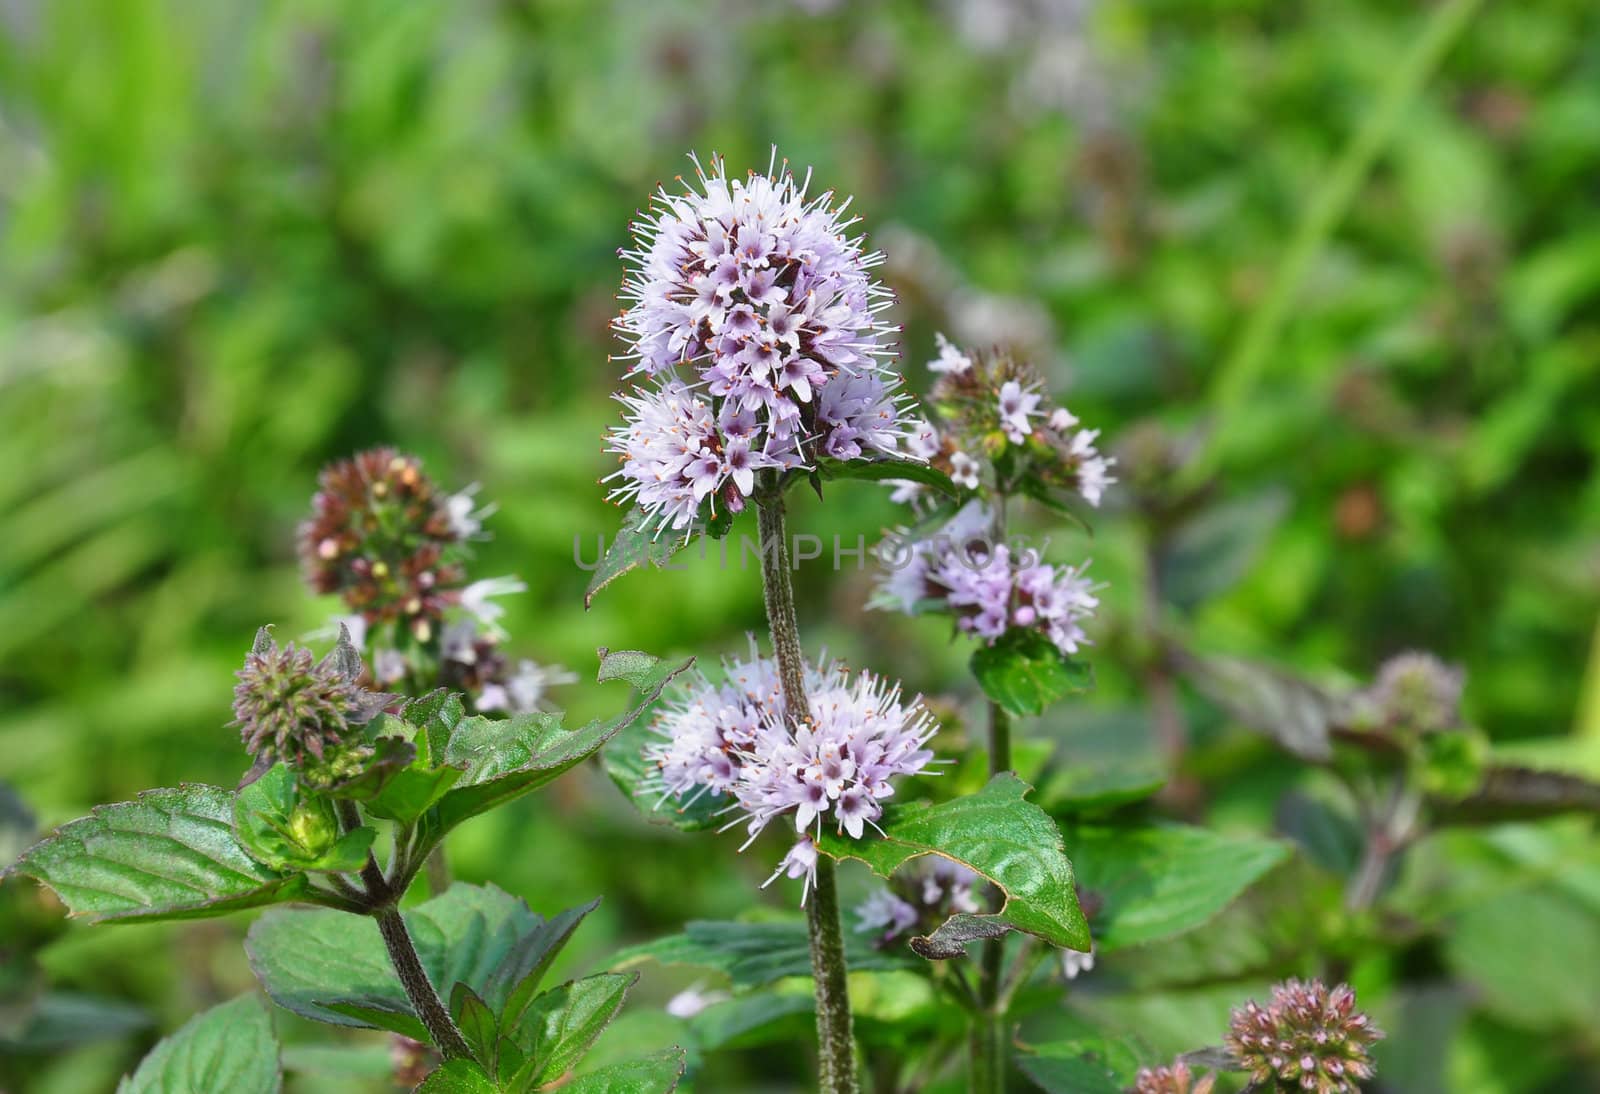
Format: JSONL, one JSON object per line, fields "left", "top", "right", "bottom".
{"left": 1225, "top": 979, "right": 1382, "bottom": 1094}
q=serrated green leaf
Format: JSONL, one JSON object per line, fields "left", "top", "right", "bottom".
{"left": 563, "top": 1048, "right": 687, "bottom": 1093}
{"left": 817, "top": 774, "right": 1090, "bottom": 955}
{"left": 584, "top": 506, "right": 700, "bottom": 609}
{"left": 608, "top": 919, "right": 914, "bottom": 990}
{"left": 970, "top": 631, "right": 1092, "bottom": 718}
{"left": 429, "top": 657, "right": 692, "bottom": 837}
{"left": 506, "top": 972, "right": 635, "bottom": 1088}
{"left": 233, "top": 764, "right": 376, "bottom": 874}
{"left": 808, "top": 456, "right": 960, "bottom": 497}
{"left": 9, "top": 785, "right": 307, "bottom": 923}
{"left": 117, "top": 995, "right": 280, "bottom": 1094}
{"left": 1064, "top": 823, "right": 1290, "bottom": 951}
{"left": 416, "top": 1059, "right": 498, "bottom": 1093}
{"left": 246, "top": 883, "right": 596, "bottom": 1035}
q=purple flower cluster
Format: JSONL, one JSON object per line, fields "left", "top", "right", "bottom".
{"left": 641, "top": 642, "right": 939, "bottom": 899}
{"left": 1132, "top": 1061, "right": 1216, "bottom": 1094}
{"left": 877, "top": 501, "right": 1098, "bottom": 657}
{"left": 607, "top": 152, "right": 913, "bottom": 532}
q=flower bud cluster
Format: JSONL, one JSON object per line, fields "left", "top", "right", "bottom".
{"left": 1131, "top": 1061, "right": 1216, "bottom": 1094}
{"left": 887, "top": 337, "right": 1114, "bottom": 508}
{"left": 1225, "top": 979, "right": 1382, "bottom": 1094}
{"left": 301, "top": 448, "right": 567, "bottom": 715}
{"left": 231, "top": 625, "right": 394, "bottom": 782}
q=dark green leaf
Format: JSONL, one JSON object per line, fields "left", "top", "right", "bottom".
{"left": 117, "top": 995, "right": 280, "bottom": 1094}
{"left": 247, "top": 883, "right": 594, "bottom": 1034}
{"left": 807, "top": 456, "right": 960, "bottom": 497}
{"left": 1064, "top": 823, "right": 1290, "bottom": 951}
{"left": 1444, "top": 883, "right": 1600, "bottom": 1030}
{"left": 563, "top": 1048, "right": 687, "bottom": 1094}
{"left": 818, "top": 774, "right": 1091, "bottom": 955}
{"left": 9, "top": 785, "right": 307, "bottom": 923}
{"left": 688, "top": 992, "right": 813, "bottom": 1052}
{"left": 1035, "top": 707, "right": 1167, "bottom": 814}
{"left": 970, "top": 631, "right": 1092, "bottom": 718}
{"left": 609, "top": 919, "right": 914, "bottom": 990}
{"left": 233, "top": 764, "right": 376, "bottom": 874}
{"left": 506, "top": 972, "right": 635, "bottom": 1088}
{"left": 416, "top": 1059, "right": 498, "bottom": 1093}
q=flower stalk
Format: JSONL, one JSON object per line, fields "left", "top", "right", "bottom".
{"left": 755, "top": 481, "right": 859, "bottom": 1094}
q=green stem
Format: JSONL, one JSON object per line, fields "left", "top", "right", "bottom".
{"left": 1185, "top": 0, "right": 1484, "bottom": 488}
{"left": 967, "top": 1009, "right": 1006, "bottom": 1094}
{"left": 755, "top": 482, "right": 859, "bottom": 1094}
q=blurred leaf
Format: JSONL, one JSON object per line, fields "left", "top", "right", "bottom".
{"left": 1156, "top": 487, "right": 1289, "bottom": 609}
{"left": 609, "top": 920, "right": 913, "bottom": 990}
{"left": 9, "top": 785, "right": 308, "bottom": 923}
{"left": 1431, "top": 765, "right": 1600, "bottom": 826}
{"left": 1178, "top": 651, "right": 1348, "bottom": 761}
{"left": 117, "top": 995, "right": 280, "bottom": 1094}
{"left": 0, "top": 781, "right": 36, "bottom": 867}
{"left": 0, "top": 992, "right": 151, "bottom": 1052}
{"left": 233, "top": 764, "right": 377, "bottom": 873}
{"left": 247, "top": 883, "right": 594, "bottom": 1037}
{"left": 1035, "top": 708, "right": 1167, "bottom": 814}
{"left": 1444, "top": 884, "right": 1600, "bottom": 1031}
{"left": 970, "top": 631, "right": 1093, "bottom": 718}
{"left": 818, "top": 774, "right": 1091, "bottom": 956}
{"left": 1064, "top": 823, "right": 1290, "bottom": 951}
{"left": 1015, "top": 1035, "right": 1144, "bottom": 1094}
{"left": 688, "top": 993, "right": 813, "bottom": 1052}
{"left": 562, "top": 1047, "right": 686, "bottom": 1093}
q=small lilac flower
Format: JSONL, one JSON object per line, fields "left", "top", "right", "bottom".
{"left": 1059, "top": 943, "right": 1095, "bottom": 980}
{"left": 853, "top": 858, "right": 980, "bottom": 947}
{"left": 997, "top": 379, "right": 1043, "bottom": 443}
{"left": 642, "top": 642, "right": 940, "bottom": 900}
{"left": 1362, "top": 651, "right": 1465, "bottom": 734}
{"left": 854, "top": 890, "right": 918, "bottom": 941}
{"left": 460, "top": 575, "right": 527, "bottom": 634}
{"left": 949, "top": 450, "right": 982, "bottom": 490}
{"left": 928, "top": 331, "right": 972, "bottom": 375}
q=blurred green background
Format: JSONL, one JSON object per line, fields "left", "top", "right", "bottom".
{"left": 2, "top": 0, "right": 1598, "bottom": 1090}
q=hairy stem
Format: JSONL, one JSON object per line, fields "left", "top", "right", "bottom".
{"left": 756, "top": 482, "right": 858, "bottom": 1094}
{"left": 967, "top": 1009, "right": 1006, "bottom": 1094}
{"left": 375, "top": 906, "right": 475, "bottom": 1061}
{"left": 970, "top": 700, "right": 1011, "bottom": 1093}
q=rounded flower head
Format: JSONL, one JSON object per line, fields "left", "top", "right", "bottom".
{"left": 1131, "top": 1061, "right": 1216, "bottom": 1094}
{"left": 231, "top": 625, "right": 394, "bottom": 779}
{"left": 1226, "top": 979, "right": 1383, "bottom": 1094}
{"left": 609, "top": 152, "right": 913, "bottom": 531}
{"left": 642, "top": 641, "right": 939, "bottom": 899}
{"left": 1363, "top": 651, "right": 1465, "bottom": 734}
{"left": 299, "top": 448, "right": 471, "bottom": 640}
